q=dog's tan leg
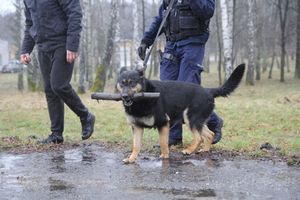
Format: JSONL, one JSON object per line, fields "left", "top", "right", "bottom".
{"left": 182, "top": 128, "right": 201, "bottom": 155}
{"left": 123, "top": 125, "right": 144, "bottom": 164}
{"left": 159, "top": 123, "right": 170, "bottom": 159}
{"left": 198, "top": 125, "right": 214, "bottom": 153}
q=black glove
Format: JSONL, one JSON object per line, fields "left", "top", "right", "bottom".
{"left": 137, "top": 43, "right": 148, "bottom": 61}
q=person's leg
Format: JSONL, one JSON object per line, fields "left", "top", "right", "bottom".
{"left": 160, "top": 43, "right": 182, "bottom": 145}
{"left": 178, "top": 43, "right": 223, "bottom": 144}
{"left": 50, "top": 47, "right": 95, "bottom": 140}
{"left": 38, "top": 51, "right": 64, "bottom": 135}
{"left": 50, "top": 47, "right": 88, "bottom": 118}
{"left": 177, "top": 43, "right": 205, "bottom": 84}
{"left": 37, "top": 50, "right": 64, "bottom": 144}
{"left": 207, "top": 112, "right": 223, "bottom": 144}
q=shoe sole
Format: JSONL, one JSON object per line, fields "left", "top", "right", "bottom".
{"left": 82, "top": 115, "right": 95, "bottom": 140}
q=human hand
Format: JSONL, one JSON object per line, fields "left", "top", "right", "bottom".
{"left": 20, "top": 53, "right": 31, "bottom": 65}
{"left": 137, "top": 43, "right": 148, "bottom": 61}
{"left": 66, "top": 50, "right": 78, "bottom": 63}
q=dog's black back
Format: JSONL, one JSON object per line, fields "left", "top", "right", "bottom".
{"left": 117, "top": 64, "right": 245, "bottom": 131}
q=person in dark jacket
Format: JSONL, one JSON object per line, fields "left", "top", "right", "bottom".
{"left": 138, "top": 0, "right": 223, "bottom": 146}
{"left": 20, "top": 0, "right": 95, "bottom": 144}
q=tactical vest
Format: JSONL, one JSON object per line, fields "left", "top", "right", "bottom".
{"left": 163, "top": 0, "right": 210, "bottom": 42}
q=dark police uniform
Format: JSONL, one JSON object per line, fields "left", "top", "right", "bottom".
{"left": 140, "top": 0, "right": 222, "bottom": 144}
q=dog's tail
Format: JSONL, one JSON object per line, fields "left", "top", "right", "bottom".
{"left": 207, "top": 64, "right": 245, "bottom": 98}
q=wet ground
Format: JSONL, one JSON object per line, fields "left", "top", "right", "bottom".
{"left": 0, "top": 144, "right": 299, "bottom": 200}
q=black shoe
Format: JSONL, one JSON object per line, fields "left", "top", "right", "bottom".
{"left": 38, "top": 133, "right": 64, "bottom": 144}
{"left": 81, "top": 113, "right": 95, "bottom": 140}
{"left": 208, "top": 118, "right": 223, "bottom": 144}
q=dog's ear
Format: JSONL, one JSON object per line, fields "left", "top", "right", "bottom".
{"left": 136, "top": 67, "right": 145, "bottom": 77}
{"left": 119, "top": 67, "right": 127, "bottom": 75}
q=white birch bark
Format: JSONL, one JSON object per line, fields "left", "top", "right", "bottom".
{"left": 133, "top": 0, "right": 143, "bottom": 68}
{"left": 78, "top": 0, "right": 88, "bottom": 93}
{"left": 220, "top": 0, "right": 233, "bottom": 80}
{"left": 246, "top": 0, "right": 256, "bottom": 85}
{"left": 296, "top": 0, "right": 300, "bottom": 79}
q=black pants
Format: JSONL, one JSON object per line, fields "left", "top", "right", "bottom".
{"left": 38, "top": 47, "right": 88, "bottom": 134}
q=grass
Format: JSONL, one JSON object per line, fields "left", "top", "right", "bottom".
{"left": 0, "top": 65, "right": 300, "bottom": 157}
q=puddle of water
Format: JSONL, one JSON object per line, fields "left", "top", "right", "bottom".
{"left": 134, "top": 186, "right": 217, "bottom": 198}
{"left": 48, "top": 177, "right": 74, "bottom": 191}
{"left": 0, "top": 146, "right": 300, "bottom": 200}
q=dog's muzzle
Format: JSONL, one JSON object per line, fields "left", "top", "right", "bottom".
{"left": 121, "top": 94, "right": 134, "bottom": 107}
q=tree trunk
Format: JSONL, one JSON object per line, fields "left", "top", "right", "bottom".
{"left": 78, "top": 0, "right": 88, "bottom": 93}
{"left": 78, "top": 52, "right": 86, "bottom": 94}
{"left": 286, "top": 54, "right": 290, "bottom": 73}
{"left": 255, "top": 0, "right": 261, "bottom": 81}
{"left": 269, "top": 50, "right": 276, "bottom": 79}
{"left": 216, "top": 2, "right": 223, "bottom": 85}
{"left": 92, "top": 0, "right": 119, "bottom": 92}
{"left": 296, "top": 0, "right": 300, "bottom": 79}
{"left": 220, "top": 0, "right": 233, "bottom": 80}
{"left": 277, "top": 0, "right": 289, "bottom": 83}
{"left": 27, "top": 49, "right": 42, "bottom": 91}
{"left": 246, "top": 0, "right": 255, "bottom": 85}
{"left": 133, "top": 0, "right": 143, "bottom": 68}
{"left": 13, "top": 0, "right": 24, "bottom": 91}
{"left": 86, "top": 0, "right": 93, "bottom": 88}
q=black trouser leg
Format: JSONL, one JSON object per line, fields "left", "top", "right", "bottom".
{"left": 38, "top": 50, "right": 64, "bottom": 134}
{"left": 49, "top": 47, "right": 89, "bottom": 119}
{"left": 38, "top": 47, "right": 89, "bottom": 134}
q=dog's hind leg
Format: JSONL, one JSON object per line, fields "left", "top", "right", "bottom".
{"left": 198, "top": 125, "right": 214, "bottom": 153}
{"left": 123, "top": 125, "right": 144, "bottom": 164}
{"left": 159, "top": 123, "right": 170, "bottom": 159}
{"left": 182, "top": 128, "right": 202, "bottom": 155}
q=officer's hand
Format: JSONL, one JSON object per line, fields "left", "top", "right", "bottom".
{"left": 66, "top": 50, "right": 78, "bottom": 63}
{"left": 20, "top": 53, "right": 31, "bottom": 65}
{"left": 137, "top": 43, "right": 148, "bottom": 61}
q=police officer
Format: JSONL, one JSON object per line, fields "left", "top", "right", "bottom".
{"left": 20, "top": 0, "right": 95, "bottom": 144}
{"left": 138, "top": 0, "right": 223, "bottom": 145}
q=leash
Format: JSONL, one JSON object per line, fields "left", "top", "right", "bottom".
{"left": 142, "top": 0, "right": 176, "bottom": 71}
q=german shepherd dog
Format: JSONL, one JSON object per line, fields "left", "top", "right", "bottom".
{"left": 117, "top": 64, "right": 245, "bottom": 164}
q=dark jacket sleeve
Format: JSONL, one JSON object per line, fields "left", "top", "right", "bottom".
{"left": 188, "top": 0, "right": 215, "bottom": 20}
{"left": 141, "top": 3, "right": 164, "bottom": 47}
{"left": 21, "top": 2, "right": 35, "bottom": 54}
{"left": 58, "top": 0, "right": 83, "bottom": 52}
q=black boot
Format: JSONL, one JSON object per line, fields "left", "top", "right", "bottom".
{"left": 153, "top": 138, "right": 182, "bottom": 148}
{"left": 208, "top": 118, "right": 223, "bottom": 144}
{"left": 39, "top": 133, "right": 64, "bottom": 144}
{"left": 168, "top": 138, "right": 183, "bottom": 146}
{"left": 81, "top": 113, "right": 95, "bottom": 140}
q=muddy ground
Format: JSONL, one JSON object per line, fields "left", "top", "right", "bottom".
{"left": 0, "top": 143, "right": 300, "bottom": 200}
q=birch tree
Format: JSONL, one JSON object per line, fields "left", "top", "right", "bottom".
{"left": 12, "top": 0, "right": 24, "bottom": 91}
{"left": 276, "top": 0, "right": 290, "bottom": 82}
{"left": 27, "top": 49, "right": 43, "bottom": 91}
{"left": 220, "top": 0, "right": 234, "bottom": 80}
{"left": 133, "top": 0, "right": 143, "bottom": 68}
{"left": 92, "top": 0, "right": 120, "bottom": 92}
{"left": 78, "top": 0, "right": 92, "bottom": 93}
{"left": 215, "top": 1, "right": 223, "bottom": 85}
{"left": 296, "top": 0, "right": 300, "bottom": 79}
{"left": 246, "top": 0, "right": 256, "bottom": 85}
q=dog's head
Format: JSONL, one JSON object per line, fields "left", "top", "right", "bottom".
{"left": 116, "top": 67, "right": 145, "bottom": 106}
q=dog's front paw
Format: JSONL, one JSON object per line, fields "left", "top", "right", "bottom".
{"left": 123, "top": 157, "right": 136, "bottom": 164}
{"left": 182, "top": 149, "right": 193, "bottom": 155}
{"left": 159, "top": 153, "right": 169, "bottom": 159}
